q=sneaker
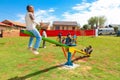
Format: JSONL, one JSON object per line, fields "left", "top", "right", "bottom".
{"left": 32, "top": 50, "right": 39, "bottom": 55}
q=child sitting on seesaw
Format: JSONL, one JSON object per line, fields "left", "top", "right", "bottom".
{"left": 25, "top": 5, "right": 42, "bottom": 55}
{"left": 82, "top": 45, "right": 93, "bottom": 57}
{"left": 65, "top": 33, "right": 72, "bottom": 46}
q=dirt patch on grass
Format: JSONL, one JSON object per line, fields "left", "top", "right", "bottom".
{"left": 17, "top": 63, "right": 27, "bottom": 68}
{"left": 81, "top": 66, "right": 92, "bottom": 71}
{"left": 5, "top": 41, "right": 15, "bottom": 46}
{"left": 50, "top": 44, "right": 56, "bottom": 47}
{"left": 39, "top": 77, "right": 45, "bottom": 80}
{"left": 90, "top": 60, "right": 96, "bottom": 64}
{"left": 29, "top": 57, "right": 39, "bottom": 61}
{"left": 41, "top": 53, "right": 55, "bottom": 63}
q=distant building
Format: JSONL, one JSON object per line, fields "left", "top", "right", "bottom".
{"left": 52, "top": 21, "right": 79, "bottom": 30}
{"left": 0, "top": 22, "right": 11, "bottom": 30}
{"left": 2, "top": 20, "right": 26, "bottom": 29}
{"left": 41, "top": 22, "right": 51, "bottom": 30}
{"left": 0, "top": 22, "right": 20, "bottom": 38}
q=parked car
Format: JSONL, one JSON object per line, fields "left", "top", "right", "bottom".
{"left": 117, "top": 31, "right": 120, "bottom": 36}
{"left": 98, "top": 28, "right": 115, "bottom": 35}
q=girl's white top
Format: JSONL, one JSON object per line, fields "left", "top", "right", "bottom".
{"left": 25, "top": 12, "right": 38, "bottom": 30}
{"left": 42, "top": 31, "right": 47, "bottom": 38}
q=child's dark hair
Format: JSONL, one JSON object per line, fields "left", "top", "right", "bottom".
{"left": 43, "top": 29, "right": 46, "bottom": 31}
{"left": 26, "top": 5, "right": 32, "bottom": 11}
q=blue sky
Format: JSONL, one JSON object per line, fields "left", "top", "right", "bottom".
{"left": 0, "top": 0, "right": 83, "bottom": 20}
{"left": 0, "top": 0, "right": 120, "bottom": 26}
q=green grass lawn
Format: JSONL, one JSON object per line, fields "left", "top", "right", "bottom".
{"left": 0, "top": 36, "right": 120, "bottom": 80}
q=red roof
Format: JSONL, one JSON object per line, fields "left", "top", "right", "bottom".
{"left": 2, "top": 20, "right": 26, "bottom": 27}
{"left": 0, "top": 22, "right": 11, "bottom": 27}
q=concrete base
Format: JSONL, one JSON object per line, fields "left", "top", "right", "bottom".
{"left": 61, "top": 63, "right": 79, "bottom": 69}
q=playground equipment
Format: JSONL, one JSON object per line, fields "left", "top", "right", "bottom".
{"left": 20, "top": 30, "right": 92, "bottom": 66}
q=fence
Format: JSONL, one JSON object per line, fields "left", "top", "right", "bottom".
{"left": 20, "top": 30, "right": 95, "bottom": 37}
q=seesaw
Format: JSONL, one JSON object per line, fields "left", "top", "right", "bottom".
{"left": 20, "top": 30, "right": 92, "bottom": 66}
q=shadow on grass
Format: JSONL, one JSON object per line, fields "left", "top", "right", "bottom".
{"left": 72, "top": 56, "right": 89, "bottom": 63}
{"left": 8, "top": 64, "right": 64, "bottom": 80}
{"left": 8, "top": 56, "right": 88, "bottom": 80}
{"left": 0, "top": 42, "right": 5, "bottom": 45}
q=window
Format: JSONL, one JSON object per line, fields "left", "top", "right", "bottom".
{"left": 62, "top": 26, "right": 64, "bottom": 30}
{"left": 67, "top": 26, "right": 69, "bottom": 30}
{"left": 72, "top": 27, "right": 75, "bottom": 30}
{"left": 55, "top": 26, "right": 60, "bottom": 30}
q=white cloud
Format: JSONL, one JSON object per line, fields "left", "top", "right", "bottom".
{"left": 62, "top": 12, "right": 90, "bottom": 26}
{"left": 16, "top": 14, "right": 25, "bottom": 23}
{"left": 63, "top": 0, "right": 120, "bottom": 26}
{"left": 16, "top": 8, "right": 59, "bottom": 25}
{"left": 16, "top": 0, "right": 120, "bottom": 27}
{"left": 34, "top": 9, "right": 59, "bottom": 25}
{"left": 48, "top": 8, "right": 55, "bottom": 12}
{"left": 35, "top": 9, "right": 58, "bottom": 22}
{"left": 72, "top": 2, "right": 91, "bottom": 11}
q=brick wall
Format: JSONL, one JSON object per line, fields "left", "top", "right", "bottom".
{"left": 2, "top": 30, "right": 20, "bottom": 37}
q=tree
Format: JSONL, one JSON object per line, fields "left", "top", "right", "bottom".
{"left": 88, "top": 16, "right": 106, "bottom": 29}
{"left": 99, "top": 16, "right": 106, "bottom": 27}
{"left": 88, "top": 17, "right": 96, "bottom": 29}
{"left": 82, "top": 24, "right": 89, "bottom": 30}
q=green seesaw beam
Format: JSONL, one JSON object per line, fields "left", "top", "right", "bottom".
{"left": 20, "top": 30, "right": 69, "bottom": 48}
